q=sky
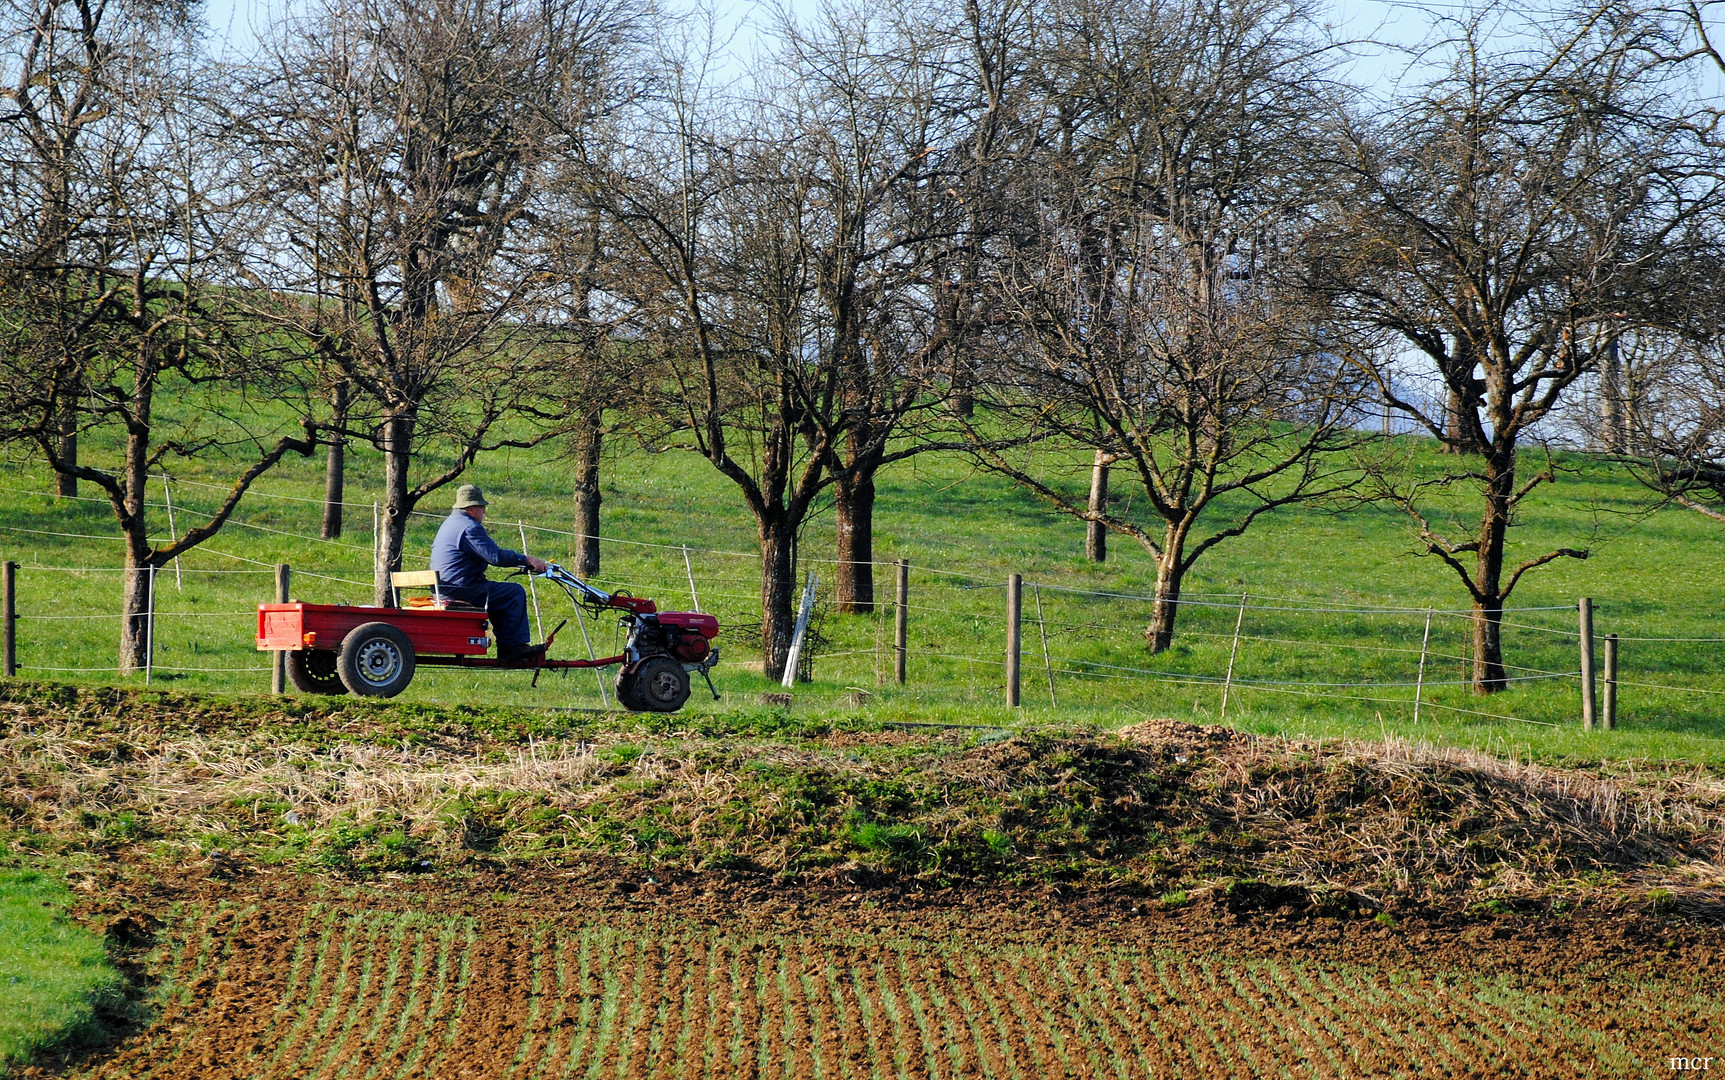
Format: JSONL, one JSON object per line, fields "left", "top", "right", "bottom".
{"left": 196, "top": 0, "right": 1725, "bottom": 104}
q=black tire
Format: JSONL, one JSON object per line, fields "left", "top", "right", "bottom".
{"left": 337, "top": 621, "right": 416, "bottom": 697}
{"left": 287, "top": 649, "right": 348, "bottom": 695}
{"left": 613, "top": 662, "right": 645, "bottom": 712}
{"left": 632, "top": 656, "right": 691, "bottom": 713}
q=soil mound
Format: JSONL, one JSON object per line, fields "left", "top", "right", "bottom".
{"left": 3, "top": 682, "right": 1722, "bottom": 914}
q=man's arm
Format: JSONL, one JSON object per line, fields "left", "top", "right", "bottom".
{"left": 461, "top": 521, "right": 548, "bottom": 572}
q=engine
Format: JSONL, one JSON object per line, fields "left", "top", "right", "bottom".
{"left": 624, "top": 610, "right": 720, "bottom": 664}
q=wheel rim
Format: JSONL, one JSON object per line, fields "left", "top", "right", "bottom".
{"left": 647, "top": 665, "right": 682, "bottom": 702}
{"left": 307, "top": 652, "right": 338, "bottom": 680}
{"left": 355, "top": 638, "right": 404, "bottom": 685}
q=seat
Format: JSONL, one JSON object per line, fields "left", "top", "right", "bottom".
{"left": 390, "top": 570, "right": 485, "bottom": 611}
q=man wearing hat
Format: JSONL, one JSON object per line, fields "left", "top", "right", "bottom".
{"left": 431, "top": 485, "right": 549, "bottom": 664}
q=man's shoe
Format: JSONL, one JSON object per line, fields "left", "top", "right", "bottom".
{"left": 497, "top": 643, "right": 547, "bottom": 666}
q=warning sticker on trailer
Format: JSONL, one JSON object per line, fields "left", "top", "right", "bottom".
{"left": 469, "top": 637, "right": 490, "bottom": 646}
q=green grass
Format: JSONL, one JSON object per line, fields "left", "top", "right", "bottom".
{"left": 2, "top": 416, "right": 1723, "bottom": 765}
{"left": 0, "top": 869, "right": 124, "bottom": 1073}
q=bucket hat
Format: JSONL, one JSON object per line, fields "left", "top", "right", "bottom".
{"left": 452, "top": 484, "right": 489, "bottom": 510}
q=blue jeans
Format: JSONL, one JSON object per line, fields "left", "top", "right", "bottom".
{"left": 446, "top": 581, "right": 530, "bottom": 648}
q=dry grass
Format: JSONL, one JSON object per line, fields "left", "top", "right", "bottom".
{"left": 4, "top": 698, "right": 1723, "bottom": 909}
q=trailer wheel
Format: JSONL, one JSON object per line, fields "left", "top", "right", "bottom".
{"left": 337, "top": 622, "right": 416, "bottom": 697}
{"left": 287, "top": 649, "right": 348, "bottom": 695}
{"left": 632, "top": 656, "right": 690, "bottom": 713}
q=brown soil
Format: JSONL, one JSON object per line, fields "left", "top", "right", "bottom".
{"left": 25, "top": 859, "right": 1725, "bottom": 1080}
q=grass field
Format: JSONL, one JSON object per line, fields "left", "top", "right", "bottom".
{"left": 2, "top": 426, "right": 1723, "bottom": 764}
{"left": 0, "top": 871, "right": 123, "bottom": 1074}
{"left": 4, "top": 428, "right": 1725, "bottom": 1075}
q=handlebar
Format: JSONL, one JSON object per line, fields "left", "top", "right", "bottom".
{"left": 529, "top": 562, "right": 614, "bottom": 606}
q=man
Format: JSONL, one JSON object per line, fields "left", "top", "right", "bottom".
{"left": 430, "top": 485, "right": 549, "bottom": 664}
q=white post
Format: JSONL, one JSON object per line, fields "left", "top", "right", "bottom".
{"left": 683, "top": 545, "right": 701, "bottom": 612}
{"left": 782, "top": 571, "right": 818, "bottom": 689}
{"left": 1413, "top": 607, "right": 1433, "bottom": 723}
{"left": 1219, "top": 592, "right": 1248, "bottom": 722}
{"left": 144, "top": 565, "right": 156, "bottom": 686}
{"left": 1034, "top": 584, "right": 1056, "bottom": 707}
{"left": 518, "top": 520, "right": 544, "bottom": 641}
{"left": 570, "top": 601, "right": 610, "bottom": 708}
{"left": 160, "top": 473, "right": 182, "bottom": 591}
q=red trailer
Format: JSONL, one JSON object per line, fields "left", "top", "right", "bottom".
{"left": 256, "top": 564, "right": 720, "bottom": 712}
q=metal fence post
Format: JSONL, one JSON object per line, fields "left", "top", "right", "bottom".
{"left": 144, "top": 566, "right": 156, "bottom": 687}
{"left": 1579, "top": 597, "right": 1596, "bottom": 730}
{"left": 1220, "top": 592, "right": 1248, "bottom": 722}
{"left": 893, "top": 559, "right": 908, "bottom": 686}
{"left": 518, "top": 521, "right": 544, "bottom": 641}
{"left": 782, "top": 572, "right": 818, "bottom": 689}
{"left": 3, "top": 561, "right": 15, "bottom": 677}
{"left": 1006, "top": 574, "right": 1022, "bottom": 707}
{"left": 1034, "top": 584, "right": 1056, "bottom": 707}
{"left": 683, "top": 545, "right": 701, "bottom": 613}
{"left": 272, "top": 563, "right": 290, "bottom": 694}
{"left": 1413, "top": 607, "right": 1432, "bottom": 723}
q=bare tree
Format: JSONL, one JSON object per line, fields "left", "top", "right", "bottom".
{"left": 233, "top": 0, "right": 641, "bottom": 604}
{"left": 1317, "top": 6, "right": 1722, "bottom": 691}
{"left": 0, "top": 0, "right": 133, "bottom": 496}
{"left": 0, "top": 2, "right": 319, "bottom": 671}
{"left": 766, "top": 1, "right": 1032, "bottom": 613}
{"left": 967, "top": 0, "right": 1364, "bottom": 653}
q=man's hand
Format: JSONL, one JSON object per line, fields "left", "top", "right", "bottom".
{"left": 526, "top": 555, "right": 550, "bottom": 574}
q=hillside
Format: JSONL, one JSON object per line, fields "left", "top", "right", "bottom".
{"left": 2, "top": 430, "right": 1723, "bottom": 763}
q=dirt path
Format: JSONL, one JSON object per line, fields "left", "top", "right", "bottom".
{"left": 23, "top": 865, "right": 1720, "bottom": 1080}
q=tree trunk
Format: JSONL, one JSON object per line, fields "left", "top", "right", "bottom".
{"left": 321, "top": 382, "right": 348, "bottom": 539}
{"left": 1599, "top": 335, "right": 1626, "bottom": 453}
{"left": 948, "top": 363, "right": 974, "bottom": 419}
{"left": 118, "top": 556, "right": 155, "bottom": 674}
{"left": 1086, "top": 451, "right": 1109, "bottom": 563}
{"left": 1143, "top": 524, "right": 1189, "bottom": 654}
{"left": 571, "top": 407, "right": 602, "bottom": 579}
{"left": 54, "top": 384, "right": 78, "bottom": 497}
{"left": 1443, "top": 386, "right": 1468, "bottom": 454}
{"left": 374, "top": 413, "right": 413, "bottom": 607}
{"left": 834, "top": 471, "right": 876, "bottom": 613}
{"left": 759, "top": 517, "right": 798, "bottom": 681}
{"left": 1470, "top": 448, "right": 1514, "bottom": 692}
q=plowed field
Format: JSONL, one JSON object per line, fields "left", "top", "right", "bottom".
{"left": 33, "top": 868, "right": 1723, "bottom": 1079}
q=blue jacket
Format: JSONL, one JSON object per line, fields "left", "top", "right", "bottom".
{"left": 430, "top": 511, "right": 526, "bottom": 589}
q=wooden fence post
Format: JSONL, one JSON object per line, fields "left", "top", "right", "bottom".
{"left": 1006, "top": 574, "right": 1022, "bottom": 707}
{"left": 272, "top": 563, "right": 290, "bottom": 694}
{"left": 1220, "top": 592, "right": 1248, "bottom": 722}
{"left": 893, "top": 559, "right": 908, "bottom": 686}
{"left": 1602, "top": 633, "right": 1618, "bottom": 731}
{"left": 3, "top": 561, "right": 15, "bottom": 678}
{"left": 1579, "top": 597, "right": 1596, "bottom": 731}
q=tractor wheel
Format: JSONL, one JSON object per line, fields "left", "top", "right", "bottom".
{"left": 288, "top": 649, "right": 348, "bottom": 695}
{"left": 632, "top": 656, "right": 691, "bottom": 713}
{"left": 337, "top": 622, "right": 417, "bottom": 697}
{"left": 613, "top": 663, "right": 646, "bottom": 712}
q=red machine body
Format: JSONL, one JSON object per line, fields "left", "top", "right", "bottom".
{"left": 258, "top": 602, "right": 492, "bottom": 656}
